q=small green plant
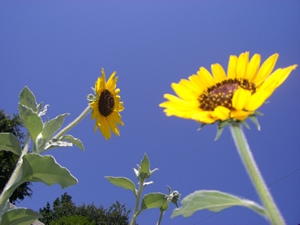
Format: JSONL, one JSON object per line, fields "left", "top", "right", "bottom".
{"left": 106, "top": 153, "right": 180, "bottom": 225}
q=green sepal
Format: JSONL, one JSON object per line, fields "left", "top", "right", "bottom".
{"left": 19, "top": 87, "right": 37, "bottom": 112}
{"left": 105, "top": 177, "right": 137, "bottom": 198}
{"left": 167, "top": 186, "right": 180, "bottom": 208}
{"left": 171, "top": 190, "right": 266, "bottom": 219}
{"left": 240, "top": 120, "right": 250, "bottom": 129}
{"left": 87, "top": 94, "right": 96, "bottom": 103}
{"left": 248, "top": 114, "right": 261, "bottom": 131}
{"left": 18, "top": 103, "right": 43, "bottom": 145}
{"left": 0, "top": 207, "right": 41, "bottom": 225}
{"left": 0, "top": 133, "right": 22, "bottom": 156}
{"left": 61, "top": 135, "right": 84, "bottom": 151}
{"left": 215, "top": 120, "right": 231, "bottom": 141}
{"left": 140, "top": 193, "right": 167, "bottom": 212}
{"left": 36, "top": 113, "right": 69, "bottom": 152}
{"left": 197, "top": 123, "right": 206, "bottom": 131}
{"left": 254, "top": 110, "right": 264, "bottom": 116}
{"left": 5, "top": 153, "right": 78, "bottom": 197}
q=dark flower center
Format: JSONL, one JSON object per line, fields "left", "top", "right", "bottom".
{"left": 98, "top": 90, "right": 115, "bottom": 117}
{"left": 198, "top": 78, "right": 256, "bottom": 111}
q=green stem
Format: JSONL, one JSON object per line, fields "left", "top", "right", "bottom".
{"left": 157, "top": 209, "right": 164, "bottom": 225}
{"left": 230, "top": 123, "right": 285, "bottom": 225}
{"left": 0, "top": 133, "right": 31, "bottom": 210}
{"left": 54, "top": 106, "right": 91, "bottom": 139}
{"left": 130, "top": 180, "right": 144, "bottom": 225}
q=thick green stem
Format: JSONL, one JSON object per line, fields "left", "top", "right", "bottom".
{"left": 0, "top": 133, "right": 31, "bottom": 210}
{"left": 230, "top": 124, "right": 285, "bottom": 225}
{"left": 130, "top": 180, "right": 144, "bottom": 225}
{"left": 54, "top": 106, "right": 91, "bottom": 139}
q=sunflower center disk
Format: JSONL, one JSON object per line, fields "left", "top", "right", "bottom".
{"left": 98, "top": 90, "right": 115, "bottom": 117}
{"left": 198, "top": 79, "right": 256, "bottom": 111}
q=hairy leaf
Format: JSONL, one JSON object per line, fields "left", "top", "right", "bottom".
{"left": 171, "top": 190, "right": 266, "bottom": 218}
{"left": 0, "top": 133, "right": 21, "bottom": 156}
{"left": 19, "top": 87, "right": 37, "bottom": 112}
{"left": 18, "top": 104, "right": 43, "bottom": 143}
{"left": 61, "top": 135, "right": 84, "bottom": 151}
{"left": 105, "top": 177, "right": 136, "bottom": 198}
{"left": 0, "top": 208, "right": 41, "bottom": 225}
{"left": 140, "top": 193, "right": 167, "bottom": 211}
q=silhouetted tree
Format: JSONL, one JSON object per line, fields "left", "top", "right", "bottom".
{"left": 39, "top": 192, "right": 133, "bottom": 225}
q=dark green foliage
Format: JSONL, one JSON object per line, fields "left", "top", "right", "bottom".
{"left": 0, "top": 109, "right": 33, "bottom": 204}
{"left": 50, "top": 215, "right": 95, "bottom": 225}
{"left": 39, "top": 192, "right": 132, "bottom": 225}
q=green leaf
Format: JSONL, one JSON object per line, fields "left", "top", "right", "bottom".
{"left": 140, "top": 153, "right": 150, "bottom": 175}
{"left": 61, "top": 135, "right": 84, "bottom": 151}
{"left": 0, "top": 201, "right": 10, "bottom": 217}
{"left": 171, "top": 190, "right": 266, "bottom": 218}
{"left": 19, "top": 86, "right": 37, "bottom": 112}
{"left": 105, "top": 177, "right": 137, "bottom": 198}
{"left": 22, "top": 153, "right": 78, "bottom": 188}
{"left": 18, "top": 104, "right": 43, "bottom": 143}
{"left": 140, "top": 193, "right": 167, "bottom": 211}
{"left": 36, "top": 113, "right": 69, "bottom": 152}
{"left": 0, "top": 208, "right": 41, "bottom": 225}
{"left": 6, "top": 154, "right": 77, "bottom": 195}
{"left": 0, "top": 133, "right": 22, "bottom": 156}
{"left": 138, "top": 153, "right": 158, "bottom": 180}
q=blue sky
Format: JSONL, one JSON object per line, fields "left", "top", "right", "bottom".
{"left": 1, "top": 1, "right": 299, "bottom": 224}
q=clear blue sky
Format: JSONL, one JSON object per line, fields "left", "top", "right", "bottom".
{"left": 1, "top": 1, "right": 299, "bottom": 224}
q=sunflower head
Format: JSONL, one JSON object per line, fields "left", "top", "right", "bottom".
{"left": 89, "top": 68, "right": 124, "bottom": 141}
{"left": 160, "top": 52, "right": 297, "bottom": 138}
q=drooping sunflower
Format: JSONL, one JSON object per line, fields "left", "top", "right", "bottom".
{"left": 160, "top": 52, "right": 297, "bottom": 124}
{"left": 90, "top": 68, "right": 124, "bottom": 140}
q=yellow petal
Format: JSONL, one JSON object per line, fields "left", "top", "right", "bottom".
{"left": 213, "top": 106, "right": 230, "bottom": 121}
{"left": 244, "top": 89, "right": 272, "bottom": 111}
{"left": 254, "top": 53, "right": 279, "bottom": 85}
{"left": 191, "top": 112, "right": 217, "bottom": 124}
{"left": 227, "top": 55, "right": 238, "bottom": 79}
{"left": 245, "top": 54, "right": 261, "bottom": 81}
{"left": 171, "top": 83, "right": 194, "bottom": 101}
{"left": 107, "top": 115, "right": 120, "bottom": 137}
{"left": 236, "top": 52, "right": 249, "bottom": 78}
{"left": 211, "top": 63, "right": 227, "bottom": 83}
{"left": 197, "top": 67, "right": 215, "bottom": 87}
{"left": 99, "top": 116, "right": 111, "bottom": 141}
{"left": 275, "top": 64, "right": 297, "bottom": 88}
{"left": 232, "top": 89, "right": 251, "bottom": 110}
{"left": 231, "top": 110, "right": 253, "bottom": 121}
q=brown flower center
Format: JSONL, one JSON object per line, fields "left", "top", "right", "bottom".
{"left": 98, "top": 90, "right": 115, "bottom": 117}
{"left": 198, "top": 78, "right": 256, "bottom": 111}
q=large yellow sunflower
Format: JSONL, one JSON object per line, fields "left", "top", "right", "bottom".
{"left": 160, "top": 52, "right": 297, "bottom": 124}
{"left": 90, "top": 68, "right": 124, "bottom": 140}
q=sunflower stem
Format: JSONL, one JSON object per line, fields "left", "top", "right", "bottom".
{"left": 157, "top": 209, "right": 164, "bottom": 225}
{"left": 54, "top": 106, "right": 92, "bottom": 139}
{"left": 230, "top": 124, "right": 285, "bottom": 225}
{"left": 0, "top": 132, "right": 31, "bottom": 209}
{"left": 130, "top": 180, "right": 144, "bottom": 225}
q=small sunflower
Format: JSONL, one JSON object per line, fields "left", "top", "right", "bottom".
{"left": 89, "top": 68, "right": 124, "bottom": 140}
{"left": 160, "top": 52, "right": 297, "bottom": 125}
